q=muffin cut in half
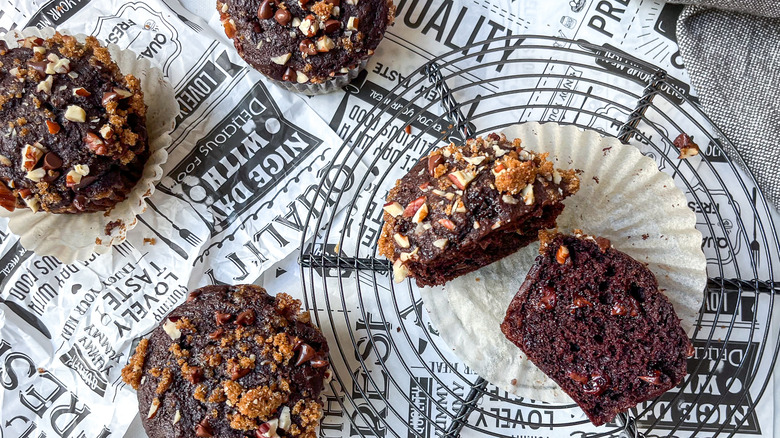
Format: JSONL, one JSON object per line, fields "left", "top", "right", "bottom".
{"left": 500, "top": 231, "right": 693, "bottom": 426}
{"left": 378, "top": 133, "right": 579, "bottom": 286}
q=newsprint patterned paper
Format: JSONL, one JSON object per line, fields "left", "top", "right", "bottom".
{"left": 0, "top": 0, "right": 778, "bottom": 437}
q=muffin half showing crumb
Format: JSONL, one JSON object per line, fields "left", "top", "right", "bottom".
{"left": 0, "top": 33, "right": 148, "bottom": 213}
{"left": 378, "top": 133, "right": 579, "bottom": 287}
{"left": 122, "top": 285, "right": 330, "bottom": 438}
{"left": 500, "top": 231, "right": 692, "bottom": 425}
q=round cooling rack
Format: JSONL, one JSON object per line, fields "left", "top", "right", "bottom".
{"left": 298, "top": 35, "right": 780, "bottom": 438}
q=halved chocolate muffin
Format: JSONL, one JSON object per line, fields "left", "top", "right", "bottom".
{"left": 122, "top": 285, "right": 329, "bottom": 438}
{"left": 217, "top": 0, "right": 394, "bottom": 93}
{"left": 500, "top": 231, "right": 692, "bottom": 426}
{"left": 0, "top": 33, "right": 148, "bottom": 214}
{"left": 378, "top": 133, "right": 579, "bottom": 286}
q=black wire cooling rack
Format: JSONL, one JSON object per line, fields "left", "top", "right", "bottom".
{"left": 298, "top": 35, "right": 780, "bottom": 437}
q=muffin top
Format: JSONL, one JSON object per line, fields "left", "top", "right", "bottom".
{"left": 218, "top": 0, "right": 394, "bottom": 84}
{"left": 122, "top": 285, "right": 330, "bottom": 438}
{"left": 377, "top": 133, "right": 580, "bottom": 284}
{"left": 0, "top": 33, "right": 148, "bottom": 214}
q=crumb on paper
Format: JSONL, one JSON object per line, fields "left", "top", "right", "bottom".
{"left": 404, "top": 125, "right": 411, "bottom": 134}
{"left": 105, "top": 220, "right": 122, "bottom": 236}
{"left": 475, "top": 277, "right": 480, "bottom": 282}
{"left": 143, "top": 237, "right": 157, "bottom": 245}
{"left": 95, "top": 237, "right": 102, "bottom": 244}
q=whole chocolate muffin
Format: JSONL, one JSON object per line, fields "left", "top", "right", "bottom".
{"left": 217, "top": 0, "right": 394, "bottom": 93}
{"left": 0, "top": 33, "right": 148, "bottom": 214}
{"left": 122, "top": 285, "right": 330, "bottom": 438}
{"left": 378, "top": 133, "right": 580, "bottom": 286}
{"left": 500, "top": 231, "right": 692, "bottom": 426}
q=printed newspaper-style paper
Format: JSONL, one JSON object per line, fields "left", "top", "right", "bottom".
{"left": 0, "top": 0, "right": 778, "bottom": 437}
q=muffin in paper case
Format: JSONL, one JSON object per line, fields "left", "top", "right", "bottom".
{"left": 420, "top": 122, "right": 707, "bottom": 403}
{"left": 0, "top": 27, "right": 174, "bottom": 263}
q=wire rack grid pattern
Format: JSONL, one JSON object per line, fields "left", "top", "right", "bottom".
{"left": 298, "top": 35, "right": 780, "bottom": 438}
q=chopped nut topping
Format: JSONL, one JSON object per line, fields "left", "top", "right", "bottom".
{"left": 447, "top": 170, "right": 475, "bottom": 190}
{"left": 270, "top": 53, "right": 292, "bottom": 65}
{"left": 392, "top": 260, "right": 409, "bottom": 283}
{"left": 147, "top": 398, "right": 161, "bottom": 419}
{"left": 674, "top": 133, "right": 700, "bottom": 159}
{"left": 21, "top": 143, "right": 45, "bottom": 171}
{"left": 502, "top": 194, "right": 518, "bottom": 205}
{"left": 296, "top": 71, "right": 308, "bottom": 83}
{"left": 316, "top": 36, "right": 335, "bottom": 52}
{"left": 64, "top": 105, "right": 86, "bottom": 122}
{"left": 556, "top": 245, "right": 570, "bottom": 264}
{"left": 521, "top": 184, "right": 534, "bottom": 205}
{"left": 393, "top": 233, "right": 410, "bottom": 248}
{"left": 26, "top": 168, "right": 46, "bottom": 182}
{"left": 347, "top": 16, "right": 359, "bottom": 30}
{"left": 432, "top": 238, "right": 448, "bottom": 249}
{"left": 438, "top": 218, "right": 456, "bottom": 231}
{"left": 162, "top": 319, "right": 181, "bottom": 340}
{"left": 411, "top": 202, "right": 428, "bottom": 223}
{"left": 36, "top": 75, "right": 53, "bottom": 93}
{"left": 299, "top": 16, "right": 319, "bottom": 37}
{"left": 66, "top": 170, "right": 83, "bottom": 187}
{"left": 382, "top": 201, "right": 404, "bottom": 217}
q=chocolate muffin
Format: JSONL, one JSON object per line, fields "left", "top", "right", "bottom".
{"left": 0, "top": 33, "right": 148, "bottom": 214}
{"left": 121, "top": 285, "right": 329, "bottom": 438}
{"left": 217, "top": 0, "right": 394, "bottom": 93}
{"left": 500, "top": 231, "right": 692, "bottom": 426}
{"left": 378, "top": 133, "right": 579, "bottom": 287}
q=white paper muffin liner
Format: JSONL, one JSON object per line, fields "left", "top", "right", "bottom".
{"left": 420, "top": 122, "right": 707, "bottom": 404}
{"left": 267, "top": 59, "right": 368, "bottom": 95}
{"left": 0, "top": 27, "right": 174, "bottom": 264}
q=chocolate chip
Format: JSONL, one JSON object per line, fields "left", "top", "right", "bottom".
{"left": 75, "top": 175, "right": 97, "bottom": 189}
{"left": 209, "top": 328, "right": 225, "bottom": 339}
{"left": 638, "top": 370, "right": 664, "bottom": 385}
{"left": 595, "top": 236, "right": 611, "bottom": 252}
{"left": 257, "top": 0, "right": 275, "bottom": 19}
{"left": 43, "top": 152, "right": 62, "bottom": 170}
{"left": 582, "top": 373, "right": 609, "bottom": 396}
{"left": 195, "top": 418, "right": 213, "bottom": 437}
{"left": 187, "top": 290, "right": 202, "bottom": 302}
{"left": 310, "top": 358, "right": 329, "bottom": 368}
{"left": 567, "top": 371, "right": 588, "bottom": 384}
{"left": 299, "top": 39, "right": 317, "bottom": 55}
{"left": 231, "top": 367, "right": 251, "bottom": 380}
{"left": 323, "top": 19, "right": 341, "bottom": 33}
{"left": 427, "top": 152, "right": 444, "bottom": 176}
{"left": 215, "top": 311, "right": 233, "bottom": 325}
{"left": 274, "top": 8, "right": 291, "bottom": 25}
{"left": 235, "top": 309, "right": 256, "bottom": 326}
{"left": 537, "top": 287, "right": 556, "bottom": 310}
{"left": 282, "top": 67, "right": 296, "bottom": 82}
{"left": 570, "top": 295, "right": 592, "bottom": 312}
{"left": 42, "top": 170, "right": 60, "bottom": 183}
{"left": 27, "top": 61, "right": 47, "bottom": 75}
{"left": 295, "top": 343, "right": 316, "bottom": 366}
{"left": 185, "top": 366, "right": 203, "bottom": 384}
{"left": 73, "top": 194, "right": 87, "bottom": 210}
